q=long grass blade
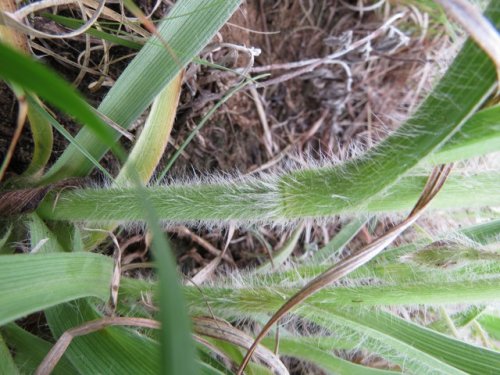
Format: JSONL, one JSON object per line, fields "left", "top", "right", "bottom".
{"left": 42, "top": 0, "right": 241, "bottom": 183}
{"left": 429, "top": 104, "right": 500, "bottom": 164}
{"left": 37, "top": 171, "right": 500, "bottom": 222}
{"left": 435, "top": 0, "right": 500, "bottom": 80}
{"left": 319, "top": 307, "right": 500, "bottom": 375}
{"left": 1, "top": 324, "right": 77, "bottom": 375}
{"left": 41, "top": 13, "right": 144, "bottom": 49}
{"left": 182, "top": 277, "right": 500, "bottom": 312}
{"left": 0, "top": 252, "right": 113, "bottom": 325}
{"left": 236, "top": 164, "right": 452, "bottom": 373}
{"left": 310, "top": 217, "right": 369, "bottom": 264}
{"left": 256, "top": 223, "right": 304, "bottom": 273}
{"left": 268, "top": 337, "right": 399, "bottom": 375}
{"left": 0, "top": 41, "right": 123, "bottom": 161}
{"left": 0, "top": 334, "right": 18, "bottom": 375}
{"left": 45, "top": 300, "right": 160, "bottom": 375}
{"left": 478, "top": 314, "right": 500, "bottom": 341}
{"left": 81, "top": 72, "right": 184, "bottom": 249}
{"left": 192, "top": 317, "right": 288, "bottom": 375}
{"left": 27, "top": 210, "right": 162, "bottom": 375}
{"left": 121, "top": 274, "right": 500, "bottom": 373}
{"left": 0, "top": 225, "right": 12, "bottom": 254}
{"left": 22, "top": 103, "right": 53, "bottom": 177}
{"left": 461, "top": 218, "right": 500, "bottom": 244}
{"left": 26, "top": 95, "right": 114, "bottom": 181}
{"left": 35, "top": 317, "right": 161, "bottom": 375}
{"left": 117, "top": 71, "right": 184, "bottom": 184}
{"left": 136, "top": 183, "right": 199, "bottom": 375}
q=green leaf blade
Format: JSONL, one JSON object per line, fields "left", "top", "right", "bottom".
{"left": 0, "top": 253, "right": 113, "bottom": 325}
{"left": 0, "top": 41, "right": 120, "bottom": 163}
{"left": 43, "top": 0, "right": 242, "bottom": 182}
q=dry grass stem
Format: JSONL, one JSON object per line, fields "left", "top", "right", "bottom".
{"left": 0, "top": 93, "right": 27, "bottom": 181}
{"left": 250, "top": 86, "right": 274, "bottom": 156}
{"left": 36, "top": 316, "right": 289, "bottom": 375}
{"left": 193, "top": 317, "right": 289, "bottom": 375}
{"left": 170, "top": 226, "right": 236, "bottom": 265}
{"left": 83, "top": 228, "right": 122, "bottom": 313}
{"left": 190, "top": 226, "right": 235, "bottom": 284}
{"left": 35, "top": 317, "right": 161, "bottom": 375}
{"left": 1, "top": 0, "right": 106, "bottom": 39}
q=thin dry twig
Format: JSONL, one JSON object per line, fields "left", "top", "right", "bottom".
{"left": 35, "top": 316, "right": 289, "bottom": 375}
{"left": 35, "top": 317, "right": 161, "bottom": 375}
{"left": 73, "top": 30, "right": 91, "bottom": 87}
{"left": 170, "top": 226, "right": 236, "bottom": 265}
{"left": 82, "top": 228, "right": 122, "bottom": 314}
{"left": 86, "top": 38, "right": 111, "bottom": 92}
{"left": 0, "top": 0, "right": 106, "bottom": 39}
{"left": 193, "top": 317, "right": 289, "bottom": 375}
{"left": 0, "top": 92, "right": 28, "bottom": 181}
{"left": 29, "top": 42, "right": 102, "bottom": 75}
{"left": 0, "top": 0, "right": 150, "bottom": 41}
{"left": 190, "top": 225, "right": 236, "bottom": 284}
{"left": 226, "top": 21, "right": 280, "bottom": 35}
{"left": 237, "top": 164, "right": 454, "bottom": 374}
{"left": 250, "top": 85, "right": 274, "bottom": 156}
{"left": 339, "top": 0, "right": 386, "bottom": 14}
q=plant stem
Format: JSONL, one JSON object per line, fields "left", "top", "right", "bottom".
{"left": 37, "top": 172, "right": 500, "bottom": 223}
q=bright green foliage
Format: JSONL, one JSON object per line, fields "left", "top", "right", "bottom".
{"left": 0, "top": 334, "right": 18, "bottom": 375}
{"left": 36, "top": 3, "right": 500, "bottom": 223}
{"left": 0, "top": 42, "right": 123, "bottom": 160}
{"left": 37, "top": 172, "right": 500, "bottom": 222}
{"left": 136, "top": 184, "right": 199, "bottom": 375}
{"left": 0, "top": 253, "right": 113, "bottom": 326}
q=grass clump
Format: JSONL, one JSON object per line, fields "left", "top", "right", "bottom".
{"left": 1, "top": 0, "right": 500, "bottom": 374}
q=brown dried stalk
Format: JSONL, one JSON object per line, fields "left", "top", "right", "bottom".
{"left": 35, "top": 317, "right": 160, "bottom": 375}
{"left": 35, "top": 315, "right": 288, "bottom": 375}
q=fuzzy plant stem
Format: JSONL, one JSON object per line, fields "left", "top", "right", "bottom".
{"left": 118, "top": 276, "right": 500, "bottom": 314}
{"left": 37, "top": 171, "right": 499, "bottom": 223}
{"left": 37, "top": 3, "right": 500, "bottom": 223}
{"left": 185, "top": 279, "right": 500, "bottom": 313}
